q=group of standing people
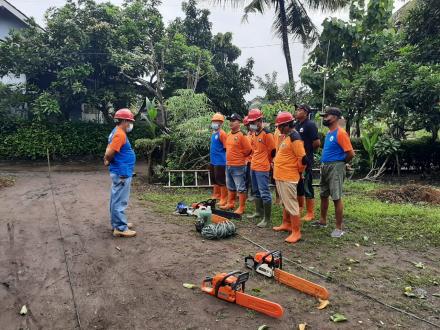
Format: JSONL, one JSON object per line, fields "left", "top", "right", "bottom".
{"left": 209, "top": 105, "right": 355, "bottom": 243}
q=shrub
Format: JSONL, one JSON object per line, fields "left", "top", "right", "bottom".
{"left": 0, "top": 120, "right": 153, "bottom": 160}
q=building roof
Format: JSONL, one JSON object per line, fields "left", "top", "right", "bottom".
{"left": 0, "top": 0, "right": 31, "bottom": 26}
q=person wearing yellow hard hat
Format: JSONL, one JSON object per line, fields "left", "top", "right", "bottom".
{"left": 209, "top": 112, "right": 228, "bottom": 206}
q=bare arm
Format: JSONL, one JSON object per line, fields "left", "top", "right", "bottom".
{"left": 345, "top": 150, "right": 355, "bottom": 163}
{"left": 104, "top": 146, "right": 116, "bottom": 166}
{"left": 312, "top": 139, "right": 321, "bottom": 150}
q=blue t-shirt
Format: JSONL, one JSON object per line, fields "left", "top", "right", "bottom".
{"left": 210, "top": 130, "right": 226, "bottom": 166}
{"left": 321, "top": 128, "right": 352, "bottom": 163}
{"left": 108, "top": 127, "right": 136, "bottom": 177}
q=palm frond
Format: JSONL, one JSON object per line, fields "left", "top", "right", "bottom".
{"left": 303, "top": 0, "right": 350, "bottom": 11}
{"left": 273, "top": 0, "right": 318, "bottom": 46}
{"left": 242, "top": 0, "right": 273, "bottom": 22}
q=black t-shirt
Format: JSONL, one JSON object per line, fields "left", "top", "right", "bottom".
{"left": 295, "top": 119, "right": 319, "bottom": 165}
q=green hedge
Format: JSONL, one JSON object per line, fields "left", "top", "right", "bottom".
{"left": 0, "top": 120, "right": 154, "bottom": 160}
{"left": 350, "top": 137, "right": 440, "bottom": 173}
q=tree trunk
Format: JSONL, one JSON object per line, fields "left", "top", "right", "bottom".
{"left": 278, "top": 0, "right": 294, "bottom": 87}
{"left": 355, "top": 117, "right": 361, "bottom": 138}
{"left": 345, "top": 117, "right": 352, "bottom": 136}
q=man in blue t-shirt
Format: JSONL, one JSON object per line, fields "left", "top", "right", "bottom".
{"left": 104, "top": 108, "right": 136, "bottom": 238}
{"left": 295, "top": 104, "right": 321, "bottom": 221}
{"left": 312, "top": 107, "right": 355, "bottom": 238}
{"left": 209, "top": 113, "right": 228, "bottom": 206}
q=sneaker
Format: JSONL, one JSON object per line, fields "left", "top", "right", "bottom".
{"left": 113, "top": 229, "right": 137, "bottom": 238}
{"left": 311, "top": 220, "right": 327, "bottom": 228}
{"left": 331, "top": 229, "right": 345, "bottom": 238}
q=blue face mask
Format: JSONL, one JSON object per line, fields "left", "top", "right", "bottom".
{"left": 249, "top": 124, "right": 258, "bottom": 131}
{"left": 211, "top": 123, "right": 220, "bottom": 130}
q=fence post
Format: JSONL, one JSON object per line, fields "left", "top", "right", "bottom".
{"left": 168, "top": 171, "right": 171, "bottom": 187}
{"left": 195, "top": 171, "right": 198, "bottom": 187}
{"left": 181, "top": 171, "right": 184, "bottom": 187}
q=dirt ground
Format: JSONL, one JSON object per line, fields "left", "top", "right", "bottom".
{"left": 0, "top": 164, "right": 439, "bottom": 329}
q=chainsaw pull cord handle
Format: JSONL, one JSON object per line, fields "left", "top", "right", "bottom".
{"left": 214, "top": 271, "right": 242, "bottom": 297}
{"left": 201, "top": 276, "right": 213, "bottom": 289}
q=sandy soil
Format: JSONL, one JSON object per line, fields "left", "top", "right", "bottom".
{"left": 0, "top": 164, "right": 438, "bottom": 329}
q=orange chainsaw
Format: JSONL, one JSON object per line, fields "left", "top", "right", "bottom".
{"left": 245, "top": 250, "right": 330, "bottom": 300}
{"left": 201, "top": 271, "right": 284, "bottom": 318}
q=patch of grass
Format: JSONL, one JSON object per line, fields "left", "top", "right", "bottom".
{"left": 138, "top": 181, "right": 440, "bottom": 248}
{"left": 0, "top": 176, "right": 15, "bottom": 189}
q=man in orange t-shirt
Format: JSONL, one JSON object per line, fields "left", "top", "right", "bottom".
{"left": 220, "top": 113, "right": 252, "bottom": 215}
{"left": 246, "top": 109, "right": 276, "bottom": 228}
{"left": 273, "top": 112, "right": 306, "bottom": 244}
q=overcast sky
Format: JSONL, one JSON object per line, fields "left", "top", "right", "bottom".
{"left": 11, "top": 0, "right": 408, "bottom": 99}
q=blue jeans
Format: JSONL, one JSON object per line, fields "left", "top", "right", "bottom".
{"left": 251, "top": 170, "right": 272, "bottom": 203}
{"left": 226, "top": 165, "right": 247, "bottom": 193}
{"left": 110, "top": 172, "right": 132, "bottom": 231}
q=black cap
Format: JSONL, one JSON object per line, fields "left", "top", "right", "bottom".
{"left": 319, "top": 107, "right": 342, "bottom": 118}
{"left": 297, "top": 104, "right": 312, "bottom": 113}
{"left": 227, "top": 113, "right": 242, "bottom": 122}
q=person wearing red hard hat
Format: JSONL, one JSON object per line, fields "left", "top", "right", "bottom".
{"left": 104, "top": 108, "right": 137, "bottom": 238}
{"left": 246, "top": 108, "right": 276, "bottom": 228}
{"left": 209, "top": 112, "right": 228, "bottom": 206}
{"left": 273, "top": 112, "right": 306, "bottom": 243}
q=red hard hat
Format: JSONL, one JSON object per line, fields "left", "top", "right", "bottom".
{"left": 248, "top": 108, "right": 263, "bottom": 122}
{"left": 114, "top": 108, "right": 135, "bottom": 122}
{"left": 243, "top": 116, "right": 249, "bottom": 126}
{"left": 275, "top": 112, "right": 294, "bottom": 126}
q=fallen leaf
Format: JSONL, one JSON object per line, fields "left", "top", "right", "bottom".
{"left": 317, "top": 299, "right": 330, "bottom": 310}
{"left": 413, "top": 288, "right": 427, "bottom": 299}
{"left": 330, "top": 313, "right": 347, "bottom": 322}
{"left": 363, "top": 236, "right": 369, "bottom": 241}
{"left": 347, "top": 266, "right": 352, "bottom": 272}
{"left": 298, "top": 323, "right": 307, "bottom": 330}
{"left": 354, "top": 243, "right": 360, "bottom": 247}
{"left": 258, "top": 325, "right": 269, "bottom": 330}
{"left": 404, "top": 287, "right": 416, "bottom": 298}
{"left": 396, "top": 236, "right": 404, "bottom": 241}
{"left": 348, "top": 258, "right": 359, "bottom": 264}
{"left": 115, "top": 246, "right": 121, "bottom": 251}
{"left": 183, "top": 283, "right": 196, "bottom": 289}
{"left": 365, "top": 252, "right": 376, "bottom": 257}
{"left": 413, "top": 262, "right": 425, "bottom": 269}
{"left": 432, "top": 293, "right": 440, "bottom": 297}
{"left": 20, "top": 305, "right": 27, "bottom": 315}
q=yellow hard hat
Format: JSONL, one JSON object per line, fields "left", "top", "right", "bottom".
{"left": 211, "top": 112, "right": 225, "bottom": 122}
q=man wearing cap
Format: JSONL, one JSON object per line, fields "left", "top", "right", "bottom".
{"left": 210, "top": 113, "right": 228, "bottom": 207}
{"left": 104, "top": 108, "right": 137, "bottom": 238}
{"left": 313, "top": 107, "right": 355, "bottom": 238}
{"left": 273, "top": 112, "right": 306, "bottom": 243}
{"left": 246, "top": 108, "right": 276, "bottom": 228}
{"left": 220, "top": 113, "right": 252, "bottom": 214}
{"left": 295, "top": 104, "right": 321, "bottom": 221}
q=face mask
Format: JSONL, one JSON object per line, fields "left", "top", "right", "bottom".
{"left": 211, "top": 123, "right": 220, "bottom": 130}
{"left": 126, "top": 123, "right": 134, "bottom": 132}
{"left": 249, "top": 124, "right": 258, "bottom": 131}
{"left": 322, "top": 119, "right": 331, "bottom": 127}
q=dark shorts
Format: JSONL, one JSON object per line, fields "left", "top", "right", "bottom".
{"left": 209, "top": 165, "right": 226, "bottom": 186}
{"left": 320, "top": 162, "right": 346, "bottom": 200}
{"left": 297, "top": 167, "right": 314, "bottom": 199}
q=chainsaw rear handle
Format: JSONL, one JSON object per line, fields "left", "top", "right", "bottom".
{"left": 214, "top": 271, "right": 243, "bottom": 297}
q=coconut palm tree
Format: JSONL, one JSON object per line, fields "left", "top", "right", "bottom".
{"left": 214, "top": 0, "right": 349, "bottom": 88}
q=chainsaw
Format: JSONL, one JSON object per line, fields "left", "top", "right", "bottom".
{"left": 201, "top": 271, "right": 284, "bottom": 318}
{"left": 245, "top": 251, "right": 330, "bottom": 300}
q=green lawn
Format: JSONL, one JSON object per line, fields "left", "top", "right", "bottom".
{"left": 138, "top": 180, "right": 440, "bottom": 249}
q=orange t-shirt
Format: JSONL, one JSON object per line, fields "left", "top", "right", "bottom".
{"left": 226, "top": 131, "right": 252, "bottom": 166}
{"left": 274, "top": 131, "right": 306, "bottom": 182}
{"left": 250, "top": 129, "right": 276, "bottom": 172}
{"left": 109, "top": 127, "right": 127, "bottom": 152}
